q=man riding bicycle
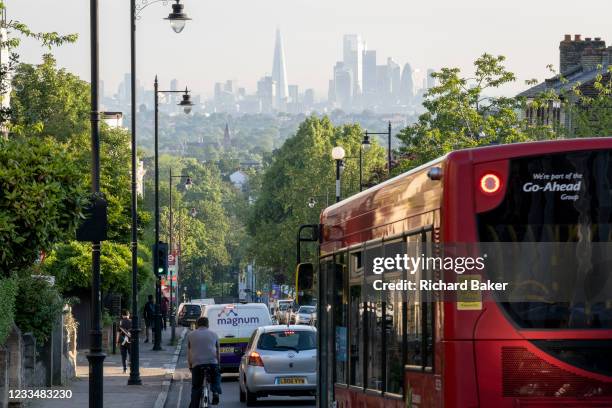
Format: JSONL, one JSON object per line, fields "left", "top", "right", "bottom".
{"left": 188, "top": 317, "right": 222, "bottom": 407}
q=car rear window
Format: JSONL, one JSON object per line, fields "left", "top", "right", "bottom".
{"left": 258, "top": 330, "right": 316, "bottom": 351}
{"left": 185, "top": 305, "right": 200, "bottom": 315}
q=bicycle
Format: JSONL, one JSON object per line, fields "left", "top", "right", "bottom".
{"left": 196, "top": 365, "right": 214, "bottom": 408}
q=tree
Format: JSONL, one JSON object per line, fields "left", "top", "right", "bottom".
{"left": 0, "top": 137, "right": 87, "bottom": 277}
{"left": 247, "top": 116, "right": 385, "bottom": 280}
{"left": 0, "top": 1, "right": 77, "bottom": 125}
{"left": 10, "top": 54, "right": 89, "bottom": 141}
{"left": 42, "top": 241, "right": 151, "bottom": 302}
{"left": 395, "top": 54, "right": 535, "bottom": 170}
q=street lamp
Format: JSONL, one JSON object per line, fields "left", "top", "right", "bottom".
{"left": 128, "top": 0, "right": 192, "bottom": 385}
{"left": 165, "top": 0, "right": 192, "bottom": 33}
{"left": 153, "top": 77, "right": 194, "bottom": 351}
{"left": 87, "top": 0, "right": 106, "bottom": 405}
{"left": 178, "top": 88, "right": 194, "bottom": 114}
{"left": 167, "top": 169, "right": 193, "bottom": 345}
{"left": 331, "top": 146, "right": 345, "bottom": 203}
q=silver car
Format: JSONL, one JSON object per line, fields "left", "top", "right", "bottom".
{"left": 238, "top": 325, "right": 317, "bottom": 406}
{"left": 292, "top": 305, "right": 316, "bottom": 325}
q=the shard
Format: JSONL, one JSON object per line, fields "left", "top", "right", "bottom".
{"left": 272, "top": 28, "right": 288, "bottom": 108}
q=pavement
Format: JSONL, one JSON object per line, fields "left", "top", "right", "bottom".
{"left": 165, "top": 333, "right": 315, "bottom": 408}
{"left": 31, "top": 325, "right": 187, "bottom": 408}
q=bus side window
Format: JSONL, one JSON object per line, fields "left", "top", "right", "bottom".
{"left": 405, "top": 231, "right": 435, "bottom": 370}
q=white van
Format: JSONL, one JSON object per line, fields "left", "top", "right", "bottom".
{"left": 201, "top": 303, "right": 272, "bottom": 371}
{"left": 191, "top": 298, "right": 215, "bottom": 306}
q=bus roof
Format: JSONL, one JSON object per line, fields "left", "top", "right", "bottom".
{"left": 320, "top": 138, "right": 612, "bottom": 253}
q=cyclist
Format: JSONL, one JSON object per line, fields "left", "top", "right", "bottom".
{"left": 188, "top": 316, "right": 222, "bottom": 407}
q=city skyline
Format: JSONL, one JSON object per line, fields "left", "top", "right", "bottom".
{"left": 9, "top": 0, "right": 612, "bottom": 98}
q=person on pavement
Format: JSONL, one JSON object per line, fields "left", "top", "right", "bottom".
{"left": 143, "top": 295, "right": 155, "bottom": 343}
{"left": 161, "top": 296, "right": 169, "bottom": 331}
{"left": 117, "top": 309, "right": 132, "bottom": 373}
{"left": 188, "top": 317, "right": 222, "bottom": 407}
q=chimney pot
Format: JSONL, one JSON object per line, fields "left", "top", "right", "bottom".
{"left": 575, "top": 34, "right": 582, "bottom": 41}
{"left": 595, "top": 37, "right": 602, "bottom": 41}
{"left": 585, "top": 37, "right": 592, "bottom": 41}
{"left": 564, "top": 34, "right": 571, "bottom": 41}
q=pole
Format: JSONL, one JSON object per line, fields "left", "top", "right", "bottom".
{"left": 335, "top": 159, "right": 341, "bottom": 203}
{"left": 153, "top": 77, "right": 163, "bottom": 351}
{"left": 387, "top": 121, "right": 392, "bottom": 178}
{"left": 87, "top": 0, "right": 105, "bottom": 405}
{"left": 168, "top": 169, "right": 176, "bottom": 345}
{"left": 359, "top": 144, "right": 363, "bottom": 192}
{"left": 128, "top": 0, "right": 142, "bottom": 385}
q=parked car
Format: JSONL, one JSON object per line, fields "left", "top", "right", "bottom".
{"left": 177, "top": 303, "right": 202, "bottom": 328}
{"left": 201, "top": 303, "right": 272, "bottom": 372}
{"left": 292, "top": 305, "right": 316, "bottom": 325}
{"left": 239, "top": 325, "right": 317, "bottom": 405}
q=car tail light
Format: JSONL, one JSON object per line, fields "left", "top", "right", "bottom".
{"left": 248, "top": 351, "right": 264, "bottom": 367}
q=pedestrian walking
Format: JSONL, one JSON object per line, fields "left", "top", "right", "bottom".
{"left": 143, "top": 295, "right": 155, "bottom": 343}
{"left": 161, "top": 296, "right": 169, "bottom": 331}
{"left": 117, "top": 310, "right": 132, "bottom": 373}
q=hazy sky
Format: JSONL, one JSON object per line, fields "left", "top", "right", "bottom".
{"left": 8, "top": 0, "right": 612, "bottom": 99}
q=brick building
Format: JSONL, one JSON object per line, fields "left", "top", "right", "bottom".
{"left": 518, "top": 34, "right": 611, "bottom": 135}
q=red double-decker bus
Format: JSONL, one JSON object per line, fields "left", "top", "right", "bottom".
{"left": 310, "top": 139, "right": 612, "bottom": 407}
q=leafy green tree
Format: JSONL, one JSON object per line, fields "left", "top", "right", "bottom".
{"left": 11, "top": 54, "right": 89, "bottom": 140}
{"left": 42, "top": 241, "right": 150, "bottom": 302}
{"left": 395, "top": 54, "right": 534, "bottom": 170}
{"left": 0, "top": 137, "right": 87, "bottom": 277}
{"left": 247, "top": 116, "right": 385, "bottom": 280}
{"left": 0, "top": 1, "right": 77, "bottom": 125}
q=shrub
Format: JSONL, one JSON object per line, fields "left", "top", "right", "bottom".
{"left": 13, "top": 275, "right": 64, "bottom": 344}
{"left": 0, "top": 278, "right": 17, "bottom": 345}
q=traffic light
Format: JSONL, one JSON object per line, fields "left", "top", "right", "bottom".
{"left": 154, "top": 242, "right": 169, "bottom": 276}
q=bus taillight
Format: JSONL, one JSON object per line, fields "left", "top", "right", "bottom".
{"left": 480, "top": 173, "right": 502, "bottom": 194}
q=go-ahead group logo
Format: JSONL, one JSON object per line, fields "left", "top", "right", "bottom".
{"left": 217, "top": 307, "right": 260, "bottom": 326}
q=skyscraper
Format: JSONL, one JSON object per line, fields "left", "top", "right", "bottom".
{"left": 400, "top": 63, "right": 414, "bottom": 105}
{"left": 343, "top": 34, "right": 364, "bottom": 96}
{"left": 170, "top": 78, "right": 178, "bottom": 104}
{"left": 271, "top": 28, "right": 288, "bottom": 109}
{"left": 333, "top": 62, "right": 353, "bottom": 110}
{"left": 426, "top": 68, "right": 436, "bottom": 89}
{"left": 388, "top": 57, "right": 401, "bottom": 101}
{"left": 362, "top": 49, "right": 377, "bottom": 102}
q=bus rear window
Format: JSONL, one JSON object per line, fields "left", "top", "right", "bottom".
{"left": 477, "top": 150, "right": 612, "bottom": 329}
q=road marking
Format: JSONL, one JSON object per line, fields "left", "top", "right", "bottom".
{"left": 176, "top": 381, "right": 183, "bottom": 408}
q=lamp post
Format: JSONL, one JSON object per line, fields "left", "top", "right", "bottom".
{"left": 360, "top": 132, "right": 371, "bottom": 191}
{"left": 129, "top": 0, "right": 191, "bottom": 382}
{"left": 87, "top": 0, "right": 105, "bottom": 405}
{"left": 331, "top": 146, "right": 346, "bottom": 203}
{"left": 153, "top": 78, "right": 194, "bottom": 351}
{"left": 365, "top": 121, "right": 392, "bottom": 178}
{"left": 168, "top": 170, "right": 193, "bottom": 345}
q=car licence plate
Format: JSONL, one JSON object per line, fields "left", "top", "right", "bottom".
{"left": 277, "top": 377, "right": 306, "bottom": 385}
{"left": 220, "top": 347, "right": 234, "bottom": 354}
